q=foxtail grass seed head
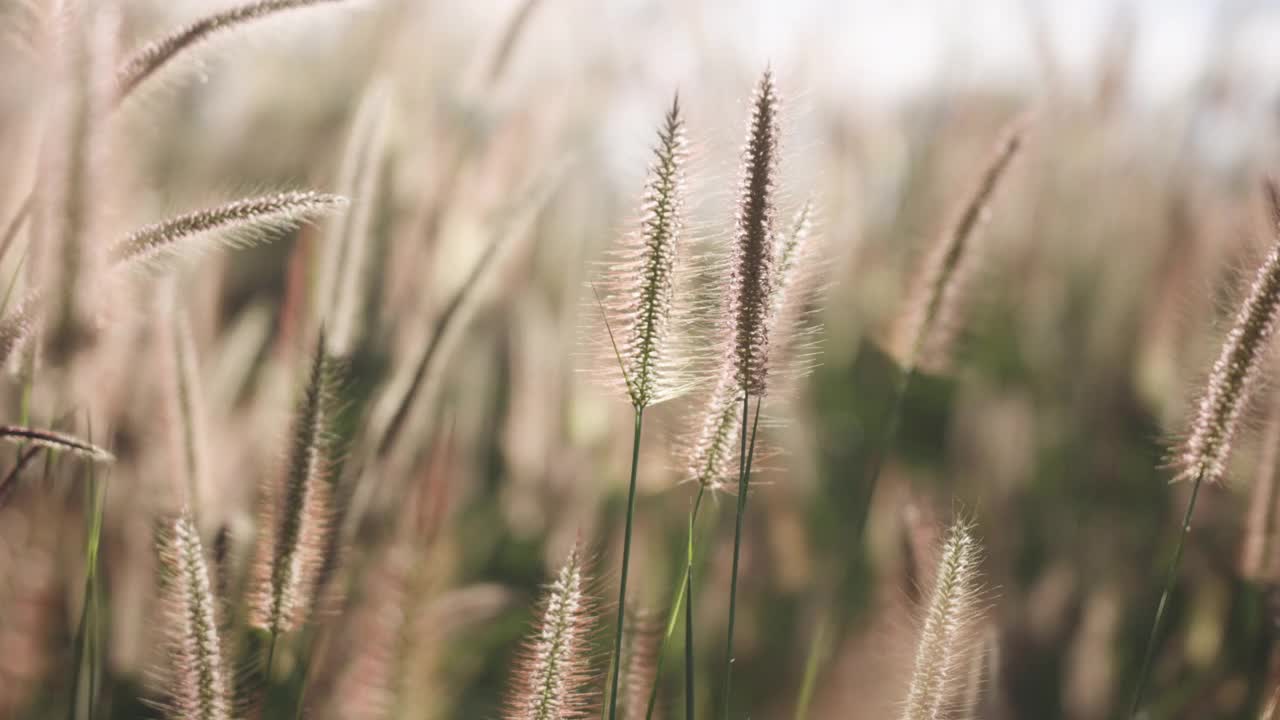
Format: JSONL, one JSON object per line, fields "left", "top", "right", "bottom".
{"left": 504, "top": 546, "right": 599, "bottom": 720}
{"left": 157, "top": 510, "right": 231, "bottom": 720}
{"left": 683, "top": 368, "right": 742, "bottom": 491}
{"left": 115, "top": 191, "right": 347, "bottom": 269}
{"left": 1179, "top": 179, "right": 1280, "bottom": 484}
{"left": 901, "top": 520, "right": 985, "bottom": 720}
{"left": 114, "top": 0, "right": 349, "bottom": 102}
{"left": 0, "top": 425, "right": 114, "bottom": 462}
{"left": 767, "top": 198, "right": 826, "bottom": 382}
{"left": 728, "top": 69, "right": 780, "bottom": 397}
{"left": 0, "top": 292, "right": 41, "bottom": 367}
{"left": 682, "top": 200, "right": 820, "bottom": 491}
{"left": 595, "top": 94, "right": 689, "bottom": 410}
{"left": 895, "top": 116, "right": 1028, "bottom": 372}
{"left": 250, "top": 332, "right": 338, "bottom": 635}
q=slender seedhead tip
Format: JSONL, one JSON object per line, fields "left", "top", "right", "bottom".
{"left": 900, "top": 519, "right": 985, "bottom": 720}
{"left": 504, "top": 546, "right": 600, "bottom": 720}
{"left": 1179, "top": 180, "right": 1280, "bottom": 484}
{"left": 157, "top": 509, "right": 231, "bottom": 720}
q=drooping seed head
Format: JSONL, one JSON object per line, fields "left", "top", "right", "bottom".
{"left": 114, "top": 0, "right": 349, "bottom": 102}
{"left": 900, "top": 519, "right": 985, "bottom": 720}
{"left": 504, "top": 546, "right": 600, "bottom": 720}
{"left": 0, "top": 424, "right": 114, "bottom": 462}
{"left": 894, "top": 115, "right": 1028, "bottom": 372}
{"left": 115, "top": 191, "right": 347, "bottom": 270}
{"left": 156, "top": 510, "right": 231, "bottom": 720}
{"left": 727, "top": 69, "right": 781, "bottom": 397}
{"left": 590, "top": 94, "right": 690, "bottom": 410}
{"left": 1179, "top": 179, "right": 1280, "bottom": 484}
{"left": 249, "top": 331, "right": 339, "bottom": 635}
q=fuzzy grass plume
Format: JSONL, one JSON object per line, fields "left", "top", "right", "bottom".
{"left": 726, "top": 70, "right": 780, "bottom": 398}
{"left": 900, "top": 519, "right": 984, "bottom": 720}
{"left": 115, "top": 191, "right": 346, "bottom": 269}
{"left": 1177, "top": 180, "right": 1280, "bottom": 484}
{"left": 504, "top": 546, "right": 600, "bottom": 720}
{"left": 682, "top": 200, "right": 820, "bottom": 491}
{"left": 893, "top": 114, "right": 1028, "bottom": 373}
{"left": 114, "top": 0, "right": 349, "bottom": 101}
{"left": 1130, "top": 178, "right": 1280, "bottom": 717}
{"left": 593, "top": 93, "right": 690, "bottom": 410}
{"left": 156, "top": 510, "right": 231, "bottom": 720}
{"left": 250, "top": 332, "right": 339, "bottom": 636}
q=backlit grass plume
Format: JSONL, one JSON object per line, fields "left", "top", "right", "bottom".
{"left": 249, "top": 332, "right": 339, "bottom": 637}
{"left": 726, "top": 69, "right": 780, "bottom": 398}
{"left": 1131, "top": 179, "right": 1280, "bottom": 717}
{"left": 115, "top": 191, "right": 346, "bottom": 269}
{"left": 721, "top": 67, "right": 784, "bottom": 719}
{"left": 598, "top": 93, "right": 690, "bottom": 720}
{"left": 894, "top": 115, "right": 1028, "bottom": 372}
{"left": 156, "top": 510, "right": 231, "bottom": 720}
{"left": 504, "top": 545, "right": 600, "bottom": 720}
{"left": 900, "top": 519, "right": 984, "bottom": 720}
{"left": 593, "top": 93, "right": 690, "bottom": 411}
{"left": 683, "top": 200, "right": 820, "bottom": 491}
{"left": 114, "top": 0, "right": 349, "bottom": 101}
{"left": 1177, "top": 181, "right": 1280, "bottom": 485}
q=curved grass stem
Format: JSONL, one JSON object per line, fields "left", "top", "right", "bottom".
{"left": 608, "top": 408, "right": 645, "bottom": 720}
{"left": 1128, "top": 469, "right": 1206, "bottom": 718}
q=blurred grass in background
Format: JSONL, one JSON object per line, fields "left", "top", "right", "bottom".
{"left": 2, "top": 0, "right": 1280, "bottom": 718}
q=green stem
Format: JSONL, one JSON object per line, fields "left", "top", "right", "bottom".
{"left": 643, "top": 484, "right": 709, "bottom": 720}
{"left": 722, "top": 395, "right": 762, "bottom": 720}
{"left": 1128, "top": 469, "right": 1206, "bottom": 718}
{"left": 792, "top": 616, "right": 830, "bottom": 720}
{"left": 608, "top": 408, "right": 645, "bottom": 720}
{"left": 263, "top": 630, "right": 279, "bottom": 715}
{"left": 69, "top": 452, "right": 106, "bottom": 720}
{"left": 683, "top": 485, "right": 706, "bottom": 720}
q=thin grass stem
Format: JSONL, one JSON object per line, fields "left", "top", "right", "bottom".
{"left": 684, "top": 485, "right": 706, "bottom": 720}
{"left": 792, "top": 616, "right": 830, "bottom": 720}
{"left": 608, "top": 408, "right": 645, "bottom": 720}
{"left": 1128, "top": 468, "right": 1206, "bottom": 718}
{"left": 643, "top": 484, "right": 708, "bottom": 720}
{"left": 722, "top": 395, "right": 762, "bottom": 720}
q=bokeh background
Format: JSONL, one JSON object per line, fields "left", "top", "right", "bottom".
{"left": 4, "top": 0, "right": 1280, "bottom": 718}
